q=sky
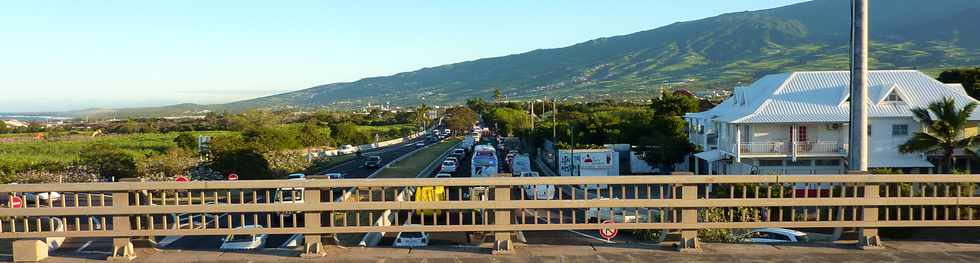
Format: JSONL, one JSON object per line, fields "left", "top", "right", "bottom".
{"left": 0, "top": 0, "right": 808, "bottom": 112}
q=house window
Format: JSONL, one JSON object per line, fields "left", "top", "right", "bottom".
{"left": 885, "top": 91, "right": 903, "bottom": 102}
{"left": 892, "top": 124, "right": 909, "bottom": 136}
{"left": 758, "top": 160, "right": 783, "bottom": 167}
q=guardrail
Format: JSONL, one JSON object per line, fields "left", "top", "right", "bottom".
{"left": 1, "top": 174, "right": 979, "bottom": 259}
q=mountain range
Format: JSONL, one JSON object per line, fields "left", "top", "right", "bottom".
{"left": 37, "top": 0, "right": 980, "bottom": 118}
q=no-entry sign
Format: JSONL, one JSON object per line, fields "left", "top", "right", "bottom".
{"left": 10, "top": 195, "right": 23, "bottom": 208}
{"left": 599, "top": 220, "right": 618, "bottom": 240}
{"left": 175, "top": 176, "right": 190, "bottom": 183}
{"left": 227, "top": 173, "right": 239, "bottom": 181}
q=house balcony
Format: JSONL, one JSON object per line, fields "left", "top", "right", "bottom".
{"left": 737, "top": 140, "right": 847, "bottom": 157}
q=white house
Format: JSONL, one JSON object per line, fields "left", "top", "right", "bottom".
{"left": 685, "top": 70, "right": 980, "bottom": 175}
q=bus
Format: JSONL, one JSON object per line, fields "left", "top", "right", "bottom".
{"left": 471, "top": 145, "right": 498, "bottom": 177}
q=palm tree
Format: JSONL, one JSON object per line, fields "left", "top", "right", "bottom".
{"left": 898, "top": 97, "right": 978, "bottom": 173}
{"left": 416, "top": 103, "right": 431, "bottom": 129}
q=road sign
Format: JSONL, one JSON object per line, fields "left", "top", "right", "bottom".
{"left": 175, "top": 176, "right": 190, "bottom": 183}
{"left": 227, "top": 173, "right": 239, "bottom": 181}
{"left": 10, "top": 195, "right": 23, "bottom": 208}
{"left": 599, "top": 220, "right": 618, "bottom": 240}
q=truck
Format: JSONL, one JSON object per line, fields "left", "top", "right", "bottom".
{"left": 470, "top": 145, "right": 498, "bottom": 177}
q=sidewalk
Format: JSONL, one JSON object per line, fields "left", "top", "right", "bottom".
{"left": 33, "top": 240, "right": 980, "bottom": 263}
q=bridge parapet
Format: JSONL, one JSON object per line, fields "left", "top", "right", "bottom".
{"left": 1, "top": 174, "right": 978, "bottom": 260}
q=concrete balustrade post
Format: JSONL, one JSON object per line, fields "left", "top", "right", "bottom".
{"left": 492, "top": 173, "right": 514, "bottom": 254}
{"left": 108, "top": 191, "right": 135, "bottom": 261}
{"left": 678, "top": 183, "right": 701, "bottom": 252}
{"left": 859, "top": 183, "right": 883, "bottom": 249}
{"left": 301, "top": 188, "right": 325, "bottom": 258}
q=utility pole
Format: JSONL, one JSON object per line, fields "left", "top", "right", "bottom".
{"left": 848, "top": 0, "right": 869, "bottom": 173}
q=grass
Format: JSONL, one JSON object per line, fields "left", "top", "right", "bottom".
{"left": 372, "top": 139, "right": 460, "bottom": 179}
{"left": 0, "top": 131, "right": 235, "bottom": 174}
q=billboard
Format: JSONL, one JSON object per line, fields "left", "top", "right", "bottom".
{"left": 558, "top": 149, "right": 618, "bottom": 176}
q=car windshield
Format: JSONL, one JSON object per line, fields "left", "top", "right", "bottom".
{"left": 401, "top": 232, "right": 424, "bottom": 238}
{"left": 443, "top": 161, "right": 454, "bottom": 166}
{"left": 368, "top": 156, "right": 381, "bottom": 161}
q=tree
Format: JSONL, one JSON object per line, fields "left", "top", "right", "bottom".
{"left": 493, "top": 88, "right": 504, "bottom": 103}
{"left": 173, "top": 133, "right": 197, "bottom": 151}
{"left": 651, "top": 90, "right": 699, "bottom": 116}
{"left": 79, "top": 143, "right": 138, "bottom": 181}
{"left": 445, "top": 107, "right": 478, "bottom": 134}
{"left": 415, "top": 103, "right": 432, "bottom": 129}
{"left": 938, "top": 68, "right": 980, "bottom": 99}
{"left": 899, "top": 97, "right": 978, "bottom": 173}
{"left": 139, "top": 148, "right": 198, "bottom": 180}
{"left": 209, "top": 148, "right": 273, "bottom": 180}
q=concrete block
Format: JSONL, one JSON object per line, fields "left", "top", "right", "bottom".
{"left": 12, "top": 240, "right": 48, "bottom": 263}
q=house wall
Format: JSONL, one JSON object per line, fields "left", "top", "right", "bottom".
{"left": 869, "top": 117, "right": 919, "bottom": 164}
{"left": 742, "top": 123, "right": 846, "bottom": 143}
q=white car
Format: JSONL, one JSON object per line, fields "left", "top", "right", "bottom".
{"left": 742, "top": 228, "right": 809, "bottom": 243}
{"left": 518, "top": 172, "right": 555, "bottom": 200}
{"left": 25, "top": 191, "right": 62, "bottom": 204}
{"left": 440, "top": 160, "right": 457, "bottom": 173}
{"left": 325, "top": 173, "right": 344, "bottom": 179}
{"left": 393, "top": 225, "right": 429, "bottom": 247}
{"left": 287, "top": 173, "right": 306, "bottom": 180}
{"left": 339, "top": 144, "right": 356, "bottom": 155}
{"left": 445, "top": 157, "right": 459, "bottom": 164}
{"left": 220, "top": 225, "right": 268, "bottom": 250}
{"left": 585, "top": 198, "right": 661, "bottom": 223}
{"left": 415, "top": 142, "right": 426, "bottom": 147}
{"left": 435, "top": 173, "right": 452, "bottom": 178}
{"left": 37, "top": 217, "right": 65, "bottom": 252}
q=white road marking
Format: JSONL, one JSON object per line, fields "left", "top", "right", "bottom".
{"left": 280, "top": 234, "right": 302, "bottom": 248}
{"left": 158, "top": 213, "right": 228, "bottom": 248}
{"left": 568, "top": 230, "right": 616, "bottom": 244}
{"left": 157, "top": 236, "right": 182, "bottom": 247}
{"left": 520, "top": 209, "right": 616, "bottom": 244}
{"left": 75, "top": 241, "right": 93, "bottom": 252}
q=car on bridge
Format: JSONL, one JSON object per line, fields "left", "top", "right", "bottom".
{"left": 220, "top": 225, "right": 268, "bottom": 250}
{"left": 741, "top": 228, "right": 809, "bottom": 243}
{"left": 439, "top": 160, "right": 457, "bottom": 173}
{"left": 325, "top": 173, "right": 345, "bottom": 179}
{"left": 394, "top": 225, "right": 429, "bottom": 247}
{"left": 364, "top": 155, "right": 383, "bottom": 169}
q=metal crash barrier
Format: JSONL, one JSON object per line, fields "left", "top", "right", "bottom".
{"left": 2, "top": 174, "right": 979, "bottom": 260}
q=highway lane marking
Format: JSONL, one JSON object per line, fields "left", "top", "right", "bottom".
{"left": 568, "top": 230, "right": 616, "bottom": 244}
{"left": 158, "top": 213, "right": 229, "bottom": 248}
{"left": 521, "top": 209, "right": 616, "bottom": 244}
{"left": 75, "top": 240, "right": 93, "bottom": 252}
{"left": 280, "top": 234, "right": 302, "bottom": 248}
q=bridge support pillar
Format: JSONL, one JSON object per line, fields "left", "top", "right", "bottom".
{"left": 492, "top": 174, "right": 515, "bottom": 255}
{"left": 859, "top": 183, "right": 883, "bottom": 250}
{"left": 678, "top": 183, "right": 701, "bottom": 252}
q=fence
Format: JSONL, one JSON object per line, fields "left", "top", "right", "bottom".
{"left": 1, "top": 174, "right": 979, "bottom": 259}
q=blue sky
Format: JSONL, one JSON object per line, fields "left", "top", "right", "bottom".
{"left": 0, "top": 0, "right": 807, "bottom": 112}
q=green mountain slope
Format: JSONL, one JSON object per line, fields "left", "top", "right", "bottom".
{"left": 52, "top": 0, "right": 980, "bottom": 117}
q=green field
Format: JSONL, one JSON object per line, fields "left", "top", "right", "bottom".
{"left": 0, "top": 131, "right": 235, "bottom": 174}
{"left": 373, "top": 140, "right": 460, "bottom": 179}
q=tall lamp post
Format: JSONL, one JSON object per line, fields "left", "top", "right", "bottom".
{"left": 848, "top": 0, "right": 869, "bottom": 173}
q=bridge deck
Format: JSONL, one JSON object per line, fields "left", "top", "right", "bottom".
{"left": 20, "top": 240, "right": 980, "bottom": 263}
